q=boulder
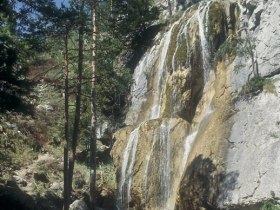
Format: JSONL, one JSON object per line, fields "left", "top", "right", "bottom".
{"left": 49, "top": 182, "right": 61, "bottom": 191}
{"left": 70, "top": 199, "right": 89, "bottom": 210}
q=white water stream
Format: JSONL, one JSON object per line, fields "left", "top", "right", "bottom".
{"left": 150, "top": 21, "right": 180, "bottom": 120}
{"left": 118, "top": 127, "right": 140, "bottom": 209}
{"left": 197, "top": 1, "right": 211, "bottom": 83}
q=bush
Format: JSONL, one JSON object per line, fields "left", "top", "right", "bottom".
{"left": 260, "top": 201, "right": 280, "bottom": 210}
{"left": 239, "top": 77, "right": 278, "bottom": 98}
{"left": 239, "top": 76, "right": 264, "bottom": 97}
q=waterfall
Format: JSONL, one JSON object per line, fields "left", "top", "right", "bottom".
{"left": 118, "top": 127, "right": 140, "bottom": 209}
{"left": 197, "top": 1, "right": 211, "bottom": 83}
{"left": 158, "top": 121, "right": 172, "bottom": 208}
{"left": 126, "top": 45, "right": 158, "bottom": 125}
{"left": 150, "top": 21, "right": 179, "bottom": 120}
{"left": 117, "top": 1, "right": 218, "bottom": 209}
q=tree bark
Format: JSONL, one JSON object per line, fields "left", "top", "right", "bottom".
{"left": 68, "top": 0, "right": 85, "bottom": 192}
{"left": 90, "top": 0, "right": 97, "bottom": 209}
{"left": 63, "top": 29, "right": 70, "bottom": 210}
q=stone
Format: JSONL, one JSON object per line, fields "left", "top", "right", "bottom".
{"left": 49, "top": 182, "right": 61, "bottom": 191}
{"left": 12, "top": 176, "right": 27, "bottom": 187}
{"left": 36, "top": 104, "right": 54, "bottom": 112}
{"left": 70, "top": 199, "right": 89, "bottom": 210}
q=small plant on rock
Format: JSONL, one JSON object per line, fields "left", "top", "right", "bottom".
{"left": 260, "top": 201, "right": 280, "bottom": 210}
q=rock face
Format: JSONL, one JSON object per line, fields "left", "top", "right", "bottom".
{"left": 112, "top": 118, "right": 191, "bottom": 209}
{"left": 218, "top": 0, "right": 280, "bottom": 208}
{"left": 111, "top": 0, "right": 280, "bottom": 209}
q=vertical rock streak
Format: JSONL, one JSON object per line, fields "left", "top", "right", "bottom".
{"left": 118, "top": 127, "right": 140, "bottom": 209}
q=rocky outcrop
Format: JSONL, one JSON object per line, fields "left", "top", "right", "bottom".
{"left": 218, "top": 0, "right": 280, "bottom": 208}
{"left": 219, "top": 77, "right": 280, "bottom": 208}
{"left": 112, "top": 118, "right": 191, "bottom": 210}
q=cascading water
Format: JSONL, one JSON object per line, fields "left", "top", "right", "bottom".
{"left": 158, "top": 121, "right": 172, "bottom": 208}
{"left": 117, "top": 1, "right": 216, "bottom": 209}
{"left": 197, "top": 1, "right": 211, "bottom": 83}
{"left": 150, "top": 21, "right": 179, "bottom": 120}
{"left": 118, "top": 127, "right": 140, "bottom": 209}
{"left": 125, "top": 45, "right": 158, "bottom": 125}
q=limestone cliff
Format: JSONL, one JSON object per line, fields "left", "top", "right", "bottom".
{"left": 111, "top": 0, "right": 280, "bottom": 209}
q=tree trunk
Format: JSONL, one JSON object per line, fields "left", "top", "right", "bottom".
{"left": 90, "top": 0, "right": 97, "bottom": 209}
{"left": 63, "top": 30, "right": 70, "bottom": 210}
{"left": 69, "top": 0, "right": 85, "bottom": 192}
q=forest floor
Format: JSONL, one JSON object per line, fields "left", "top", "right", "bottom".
{"left": 0, "top": 67, "right": 117, "bottom": 209}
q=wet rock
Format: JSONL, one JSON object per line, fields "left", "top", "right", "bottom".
{"left": 111, "top": 118, "right": 190, "bottom": 209}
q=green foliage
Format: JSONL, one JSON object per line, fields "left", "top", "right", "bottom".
{"left": 214, "top": 36, "right": 239, "bottom": 61}
{"left": 238, "top": 76, "right": 278, "bottom": 98}
{"left": 0, "top": 0, "right": 59, "bottom": 113}
{"left": 214, "top": 35, "right": 256, "bottom": 62}
{"left": 260, "top": 201, "right": 280, "bottom": 210}
{"left": 112, "top": 0, "right": 159, "bottom": 40}
{"left": 97, "top": 162, "right": 116, "bottom": 189}
{"left": 239, "top": 76, "right": 264, "bottom": 97}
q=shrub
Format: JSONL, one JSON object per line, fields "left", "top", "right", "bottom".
{"left": 260, "top": 201, "right": 280, "bottom": 210}
{"left": 239, "top": 76, "right": 265, "bottom": 97}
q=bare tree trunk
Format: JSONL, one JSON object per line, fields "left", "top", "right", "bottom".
{"left": 244, "top": 29, "right": 258, "bottom": 80}
{"left": 63, "top": 30, "right": 70, "bottom": 210}
{"left": 90, "top": 0, "right": 98, "bottom": 209}
{"left": 69, "top": 0, "right": 85, "bottom": 192}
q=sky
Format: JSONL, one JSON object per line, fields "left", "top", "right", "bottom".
{"left": 55, "top": 0, "right": 69, "bottom": 7}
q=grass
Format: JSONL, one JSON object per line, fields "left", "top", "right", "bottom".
{"left": 97, "top": 162, "right": 117, "bottom": 190}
